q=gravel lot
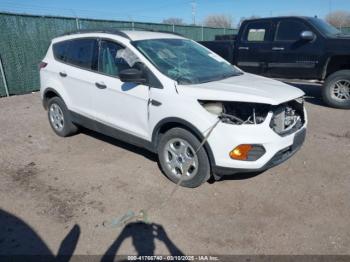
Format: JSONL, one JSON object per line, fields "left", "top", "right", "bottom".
{"left": 0, "top": 85, "right": 349, "bottom": 257}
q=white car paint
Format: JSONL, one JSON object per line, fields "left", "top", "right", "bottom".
{"left": 40, "top": 30, "right": 307, "bottom": 173}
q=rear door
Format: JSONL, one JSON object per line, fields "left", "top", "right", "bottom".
{"left": 235, "top": 20, "right": 274, "bottom": 75}
{"left": 267, "top": 18, "right": 322, "bottom": 79}
{"left": 61, "top": 38, "right": 98, "bottom": 118}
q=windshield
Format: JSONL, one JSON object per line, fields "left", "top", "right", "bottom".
{"left": 308, "top": 18, "right": 342, "bottom": 36}
{"left": 132, "top": 39, "right": 242, "bottom": 85}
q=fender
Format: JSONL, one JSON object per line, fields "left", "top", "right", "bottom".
{"left": 41, "top": 76, "right": 72, "bottom": 110}
{"left": 42, "top": 87, "right": 63, "bottom": 109}
{"left": 151, "top": 117, "right": 216, "bottom": 166}
{"left": 321, "top": 56, "right": 331, "bottom": 80}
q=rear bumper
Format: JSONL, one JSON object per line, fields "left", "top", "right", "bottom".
{"left": 212, "top": 127, "right": 306, "bottom": 175}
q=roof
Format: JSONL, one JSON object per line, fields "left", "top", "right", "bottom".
{"left": 122, "top": 30, "right": 184, "bottom": 41}
{"left": 242, "top": 16, "right": 313, "bottom": 23}
{"left": 59, "top": 29, "right": 184, "bottom": 41}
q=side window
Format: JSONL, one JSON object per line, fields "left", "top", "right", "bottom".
{"left": 65, "top": 39, "right": 98, "bottom": 70}
{"left": 276, "top": 20, "right": 308, "bottom": 41}
{"left": 98, "top": 40, "right": 136, "bottom": 77}
{"left": 53, "top": 41, "right": 69, "bottom": 61}
{"left": 243, "top": 22, "right": 270, "bottom": 42}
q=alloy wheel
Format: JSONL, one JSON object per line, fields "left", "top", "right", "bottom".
{"left": 49, "top": 103, "right": 65, "bottom": 132}
{"left": 163, "top": 138, "right": 199, "bottom": 180}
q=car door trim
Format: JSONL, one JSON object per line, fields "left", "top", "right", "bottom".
{"left": 268, "top": 62, "right": 316, "bottom": 68}
{"left": 69, "top": 110, "right": 155, "bottom": 152}
{"left": 237, "top": 62, "right": 260, "bottom": 67}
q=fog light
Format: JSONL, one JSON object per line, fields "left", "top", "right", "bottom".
{"left": 230, "top": 145, "right": 252, "bottom": 160}
{"left": 230, "top": 144, "right": 266, "bottom": 161}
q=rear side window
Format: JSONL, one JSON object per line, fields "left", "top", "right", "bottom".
{"left": 53, "top": 41, "right": 69, "bottom": 61}
{"left": 65, "top": 39, "right": 98, "bottom": 70}
{"left": 276, "top": 20, "right": 308, "bottom": 41}
{"left": 243, "top": 21, "right": 271, "bottom": 42}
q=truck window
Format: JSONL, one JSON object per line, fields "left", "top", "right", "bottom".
{"left": 275, "top": 20, "right": 308, "bottom": 41}
{"left": 243, "top": 21, "right": 270, "bottom": 42}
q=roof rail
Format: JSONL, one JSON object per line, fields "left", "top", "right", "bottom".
{"left": 59, "top": 27, "right": 183, "bottom": 39}
{"left": 59, "top": 28, "right": 131, "bottom": 39}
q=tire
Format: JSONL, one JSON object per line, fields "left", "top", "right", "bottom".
{"left": 47, "top": 97, "right": 78, "bottom": 137}
{"left": 157, "top": 128, "right": 211, "bottom": 188}
{"left": 322, "top": 70, "right": 350, "bottom": 109}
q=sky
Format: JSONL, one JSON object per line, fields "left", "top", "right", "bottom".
{"left": 0, "top": 0, "right": 349, "bottom": 26}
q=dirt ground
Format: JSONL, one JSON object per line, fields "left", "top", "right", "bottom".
{"left": 0, "top": 84, "right": 349, "bottom": 257}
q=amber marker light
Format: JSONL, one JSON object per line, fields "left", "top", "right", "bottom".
{"left": 230, "top": 144, "right": 253, "bottom": 160}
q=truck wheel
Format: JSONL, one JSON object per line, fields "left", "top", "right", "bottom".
{"left": 47, "top": 97, "right": 78, "bottom": 137}
{"left": 323, "top": 70, "right": 350, "bottom": 109}
{"left": 157, "top": 128, "right": 211, "bottom": 188}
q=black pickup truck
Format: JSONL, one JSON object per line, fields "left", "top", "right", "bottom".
{"left": 200, "top": 16, "right": 350, "bottom": 109}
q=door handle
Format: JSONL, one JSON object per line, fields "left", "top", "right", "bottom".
{"left": 95, "top": 82, "right": 107, "bottom": 89}
{"left": 59, "top": 72, "right": 67, "bottom": 77}
{"left": 239, "top": 46, "right": 249, "bottom": 50}
{"left": 272, "top": 47, "right": 285, "bottom": 51}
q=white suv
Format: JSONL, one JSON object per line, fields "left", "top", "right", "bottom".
{"left": 40, "top": 29, "right": 307, "bottom": 188}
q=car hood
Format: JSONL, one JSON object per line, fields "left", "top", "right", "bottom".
{"left": 177, "top": 73, "right": 305, "bottom": 105}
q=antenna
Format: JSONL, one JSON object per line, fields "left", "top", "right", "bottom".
{"left": 191, "top": 0, "right": 196, "bottom": 25}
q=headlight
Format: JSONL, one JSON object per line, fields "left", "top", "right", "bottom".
{"left": 202, "top": 102, "right": 224, "bottom": 115}
{"left": 200, "top": 100, "right": 271, "bottom": 125}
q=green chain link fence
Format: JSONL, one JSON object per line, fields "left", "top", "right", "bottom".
{"left": 0, "top": 70, "right": 6, "bottom": 97}
{"left": 0, "top": 12, "right": 237, "bottom": 97}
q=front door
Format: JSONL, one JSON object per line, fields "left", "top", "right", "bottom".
{"left": 91, "top": 39, "right": 150, "bottom": 140}
{"left": 267, "top": 19, "right": 322, "bottom": 79}
{"left": 235, "top": 20, "right": 274, "bottom": 75}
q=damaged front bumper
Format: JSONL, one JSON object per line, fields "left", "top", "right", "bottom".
{"left": 205, "top": 104, "right": 307, "bottom": 175}
{"left": 212, "top": 127, "right": 306, "bottom": 175}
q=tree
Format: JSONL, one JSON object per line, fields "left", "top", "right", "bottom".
{"left": 203, "top": 14, "right": 233, "bottom": 28}
{"left": 326, "top": 10, "right": 350, "bottom": 29}
{"left": 162, "top": 17, "right": 185, "bottom": 25}
{"left": 238, "top": 15, "right": 260, "bottom": 27}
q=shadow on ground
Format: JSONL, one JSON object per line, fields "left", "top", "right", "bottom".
{"left": 0, "top": 209, "right": 184, "bottom": 261}
{"left": 102, "top": 222, "right": 185, "bottom": 262}
{"left": 80, "top": 128, "right": 158, "bottom": 162}
{"left": 0, "top": 209, "right": 80, "bottom": 261}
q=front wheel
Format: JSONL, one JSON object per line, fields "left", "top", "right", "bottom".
{"left": 157, "top": 128, "right": 211, "bottom": 188}
{"left": 323, "top": 70, "right": 350, "bottom": 109}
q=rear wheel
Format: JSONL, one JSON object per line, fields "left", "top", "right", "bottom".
{"left": 47, "top": 97, "right": 78, "bottom": 137}
{"left": 157, "top": 128, "right": 211, "bottom": 188}
{"left": 323, "top": 70, "right": 350, "bottom": 109}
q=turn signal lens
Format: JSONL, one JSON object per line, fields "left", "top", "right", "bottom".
{"left": 230, "top": 144, "right": 253, "bottom": 160}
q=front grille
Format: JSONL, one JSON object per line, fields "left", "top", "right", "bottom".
{"left": 270, "top": 100, "right": 305, "bottom": 136}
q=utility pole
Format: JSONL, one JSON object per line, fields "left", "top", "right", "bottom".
{"left": 191, "top": 0, "right": 196, "bottom": 25}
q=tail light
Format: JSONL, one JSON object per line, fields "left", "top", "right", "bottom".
{"left": 38, "top": 61, "right": 47, "bottom": 70}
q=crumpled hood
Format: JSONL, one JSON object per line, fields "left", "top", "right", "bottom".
{"left": 177, "top": 73, "right": 305, "bottom": 105}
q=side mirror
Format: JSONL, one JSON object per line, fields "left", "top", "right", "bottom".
{"left": 300, "top": 31, "right": 315, "bottom": 41}
{"left": 119, "top": 68, "right": 147, "bottom": 84}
